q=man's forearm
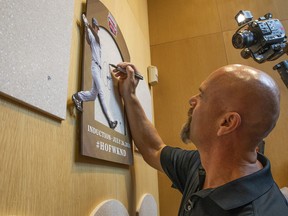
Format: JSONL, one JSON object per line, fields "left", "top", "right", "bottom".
{"left": 123, "top": 94, "right": 165, "bottom": 171}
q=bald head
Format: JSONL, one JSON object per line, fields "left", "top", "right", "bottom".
{"left": 205, "top": 64, "right": 280, "bottom": 143}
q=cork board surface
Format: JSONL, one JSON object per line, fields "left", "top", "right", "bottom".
{"left": 0, "top": 0, "right": 73, "bottom": 119}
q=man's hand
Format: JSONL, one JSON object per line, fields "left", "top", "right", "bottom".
{"left": 113, "top": 62, "right": 140, "bottom": 99}
{"left": 82, "top": 14, "right": 89, "bottom": 27}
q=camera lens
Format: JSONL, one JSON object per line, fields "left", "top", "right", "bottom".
{"left": 232, "top": 30, "right": 255, "bottom": 49}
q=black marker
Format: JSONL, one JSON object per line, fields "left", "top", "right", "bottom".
{"left": 109, "top": 64, "right": 143, "bottom": 80}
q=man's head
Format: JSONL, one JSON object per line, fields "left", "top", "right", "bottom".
{"left": 181, "top": 64, "right": 280, "bottom": 150}
{"left": 92, "top": 18, "right": 100, "bottom": 30}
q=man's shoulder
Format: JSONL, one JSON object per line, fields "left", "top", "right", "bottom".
{"left": 160, "top": 146, "right": 202, "bottom": 194}
{"left": 161, "top": 145, "right": 199, "bottom": 158}
{"left": 206, "top": 153, "right": 288, "bottom": 215}
{"left": 160, "top": 146, "right": 201, "bottom": 174}
{"left": 252, "top": 183, "right": 288, "bottom": 215}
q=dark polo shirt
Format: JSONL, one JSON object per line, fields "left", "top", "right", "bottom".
{"left": 160, "top": 146, "right": 288, "bottom": 216}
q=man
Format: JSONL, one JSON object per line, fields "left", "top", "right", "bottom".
{"left": 72, "top": 14, "right": 117, "bottom": 129}
{"left": 113, "top": 63, "right": 288, "bottom": 215}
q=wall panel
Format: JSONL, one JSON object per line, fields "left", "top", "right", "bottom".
{"left": 148, "top": 0, "right": 221, "bottom": 46}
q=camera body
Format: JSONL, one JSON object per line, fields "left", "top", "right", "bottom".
{"left": 232, "top": 14, "right": 287, "bottom": 63}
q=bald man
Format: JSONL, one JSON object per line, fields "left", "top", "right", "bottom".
{"left": 114, "top": 63, "right": 288, "bottom": 215}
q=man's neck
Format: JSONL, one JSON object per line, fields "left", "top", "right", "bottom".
{"left": 199, "top": 148, "right": 263, "bottom": 189}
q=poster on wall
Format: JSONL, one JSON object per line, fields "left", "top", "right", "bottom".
{"left": 72, "top": 0, "right": 133, "bottom": 165}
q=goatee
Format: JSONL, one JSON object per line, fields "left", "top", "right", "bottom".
{"left": 180, "top": 109, "right": 193, "bottom": 144}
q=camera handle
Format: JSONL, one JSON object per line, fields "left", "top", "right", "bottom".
{"left": 273, "top": 46, "right": 288, "bottom": 88}
{"left": 273, "top": 60, "right": 288, "bottom": 88}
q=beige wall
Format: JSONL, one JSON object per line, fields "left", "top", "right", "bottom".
{"left": 148, "top": 0, "right": 288, "bottom": 215}
{"left": 0, "top": 0, "right": 159, "bottom": 215}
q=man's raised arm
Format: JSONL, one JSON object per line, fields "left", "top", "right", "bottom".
{"left": 114, "top": 62, "right": 166, "bottom": 171}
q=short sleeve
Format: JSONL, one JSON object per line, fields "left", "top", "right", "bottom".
{"left": 160, "top": 146, "right": 201, "bottom": 193}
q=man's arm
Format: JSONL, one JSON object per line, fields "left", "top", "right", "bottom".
{"left": 84, "top": 25, "right": 92, "bottom": 45}
{"left": 115, "top": 63, "right": 166, "bottom": 171}
{"left": 82, "top": 14, "right": 91, "bottom": 45}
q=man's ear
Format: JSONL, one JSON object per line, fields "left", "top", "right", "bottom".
{"left": 217, "top": 112, "right": 241, "bottom": 136}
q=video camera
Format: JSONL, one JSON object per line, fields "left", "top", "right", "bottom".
{"left": 232, "top": 10, "right": 288, "bottom": 87}
{"left": 232, "top": 10, "right": 287, "bottom": 63}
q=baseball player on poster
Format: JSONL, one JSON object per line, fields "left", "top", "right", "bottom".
{"left": 72, "top": 14, "right": 117, "bottom": 129}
